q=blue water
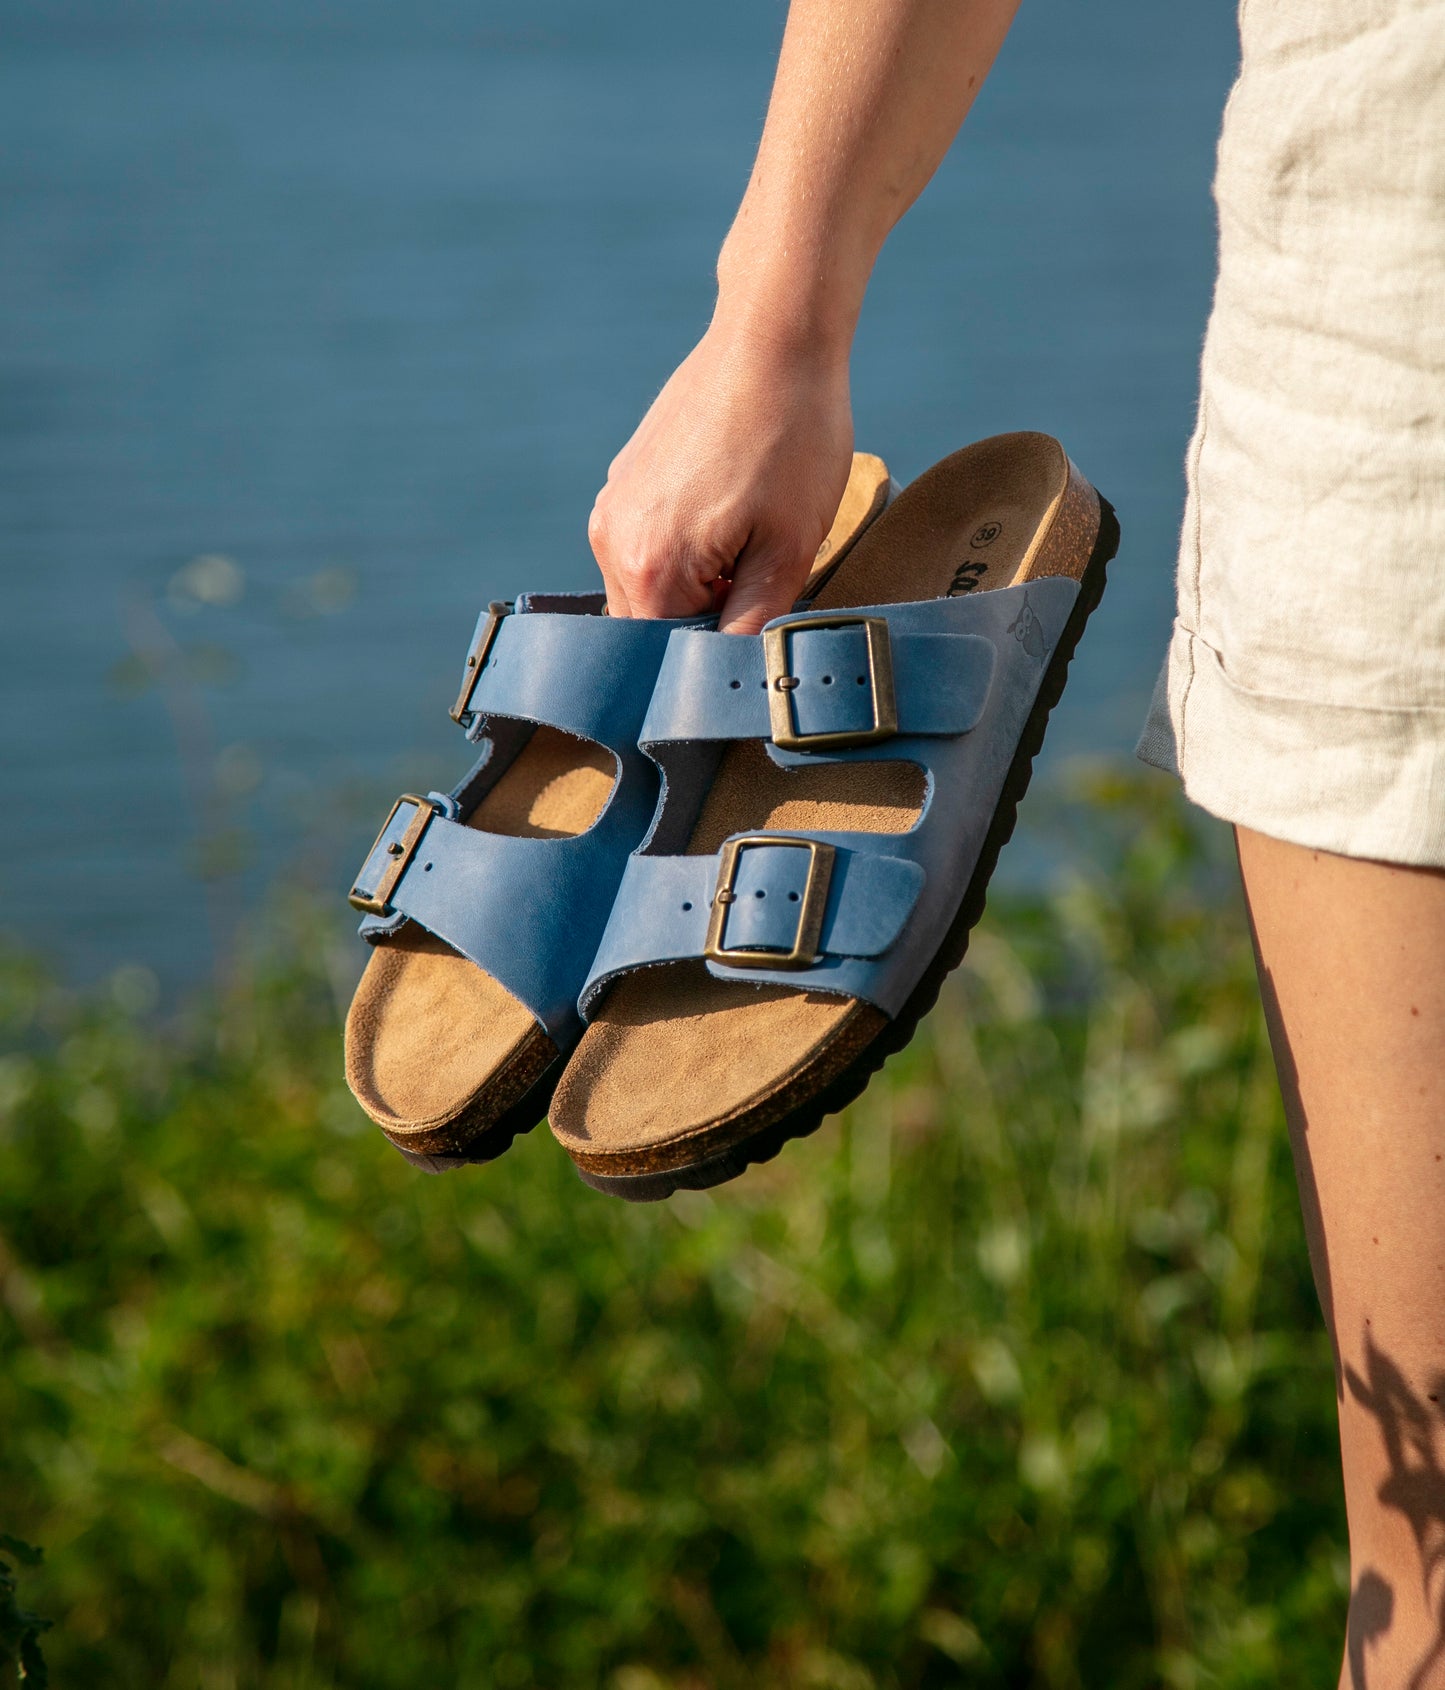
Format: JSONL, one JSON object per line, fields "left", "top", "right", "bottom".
{"left": 0, "top": 0, "right": 1238, "bottom": 988}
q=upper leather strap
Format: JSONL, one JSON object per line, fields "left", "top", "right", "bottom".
{"left": 639, "top": 608, "right": 995, "bottom": 750}
{"left": 353, "top": 798, "right": 626, "bottom": 1042}
{"left": 454, "top": 604, "right": 679, "bottom": 751}
{"left": 580, "top": 832, "right": 925, "bottom": 1013}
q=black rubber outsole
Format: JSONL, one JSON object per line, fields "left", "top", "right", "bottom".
{"left": 577, "top": 492, "right": 1120, "bottom": 1204}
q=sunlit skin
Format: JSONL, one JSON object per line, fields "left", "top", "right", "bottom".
{"left": 1241, "top": 830, "right": 1445, "bottom": 1689}
{"left": 592, "top": 0, "right": 1445, "bottom": 1680}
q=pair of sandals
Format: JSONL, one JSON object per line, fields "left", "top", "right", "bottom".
{"left": 344, "top": 432, "right": 1118, "bottom": 1200}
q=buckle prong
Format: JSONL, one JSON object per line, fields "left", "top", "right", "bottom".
{"left": 761, "top": 614, "right": 898, "bottom": 751}
{"left": 703, "top": 835, "right": 836, "bottom": 971}
{"left": 348, "top": 795, "right": 441, "bottom": 915}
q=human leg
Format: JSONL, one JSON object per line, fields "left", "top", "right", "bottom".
{"left": 1237, "top": 826, "right": 1445, "bottom": 1690}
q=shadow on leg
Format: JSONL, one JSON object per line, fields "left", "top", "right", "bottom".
{"left": 1348, "top": 1571, "right": 1394, "bottom": 1690}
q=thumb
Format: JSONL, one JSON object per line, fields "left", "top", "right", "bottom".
{"left": 716, "top": 535, "right": 813, "bottom": 636}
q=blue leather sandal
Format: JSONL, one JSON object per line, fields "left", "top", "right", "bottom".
{"left": 548, "top": 433, "right": 1118, "bottom": 1199}
{"left": 343, "top": 592, "right": 679, "bottom": 1166}
{"left": 342, "top": 455, "right": 895, "bottom": 1166}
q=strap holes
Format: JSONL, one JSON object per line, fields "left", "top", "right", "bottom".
{"left": 729, "top": 680, "right": 741, "bottom": 690}
{"left": 754, "top": 888, "right": 766, "bottom": 898}
{"left": 681, "top": 900, "right": 692, "bottom": 911}
{"left": 856, "top": 674, "right": 867, "bottom": 685}
{"left": 423, "top": 862, "right": 434, "bottom": 872}
{"left": 787, "top": 891, "right": 800, "bottom": 902}
{"left": 821, "top": 674, "right": 833, "bottom": 685}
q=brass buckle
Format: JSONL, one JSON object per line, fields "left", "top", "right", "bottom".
{"left": 449, "top": 600, "right": 512, "bottom": 724}
{"left": 348, "top": 795, "right": 441, "bottom": 915}
{"left": 762, "top": 614, "right": 898, "bottom": 752}
{"left": 703, "top": 835, "right": 836, "bottom": 971}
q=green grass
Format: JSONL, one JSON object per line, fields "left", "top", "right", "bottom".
{"left": 0, "top": 775, "right": 1346, "bottom": 1689}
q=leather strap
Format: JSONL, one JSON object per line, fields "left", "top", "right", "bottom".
{"left": 355, "top": 803, "right": 627, "bottom": 1042}
{"left": 581, "top": 833, "right": 925, "bottom": 1012}
{"left": 456, "top": 606, "right": 678, "bottom": 751}
{"left": 639, "top": 608, "right": 995, "bottom": 750}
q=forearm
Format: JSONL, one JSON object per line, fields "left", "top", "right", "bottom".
{"left": 716, "top": 0, "right": 1023, "bottom": 355}
{"left": 590, "top": 0, "right": 1022, "bottom": 629}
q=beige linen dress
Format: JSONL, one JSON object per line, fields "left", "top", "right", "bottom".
{"left": 1136, "top": 0, "right": 1445, "bottom": 865}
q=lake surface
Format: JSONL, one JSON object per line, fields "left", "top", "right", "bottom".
{"left": 0, "top": 0, "right": 1239, "bottom": 989}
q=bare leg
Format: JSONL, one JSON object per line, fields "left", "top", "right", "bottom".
{"left": 1237, "top": 827, "right": 1445, "bottom": 1690}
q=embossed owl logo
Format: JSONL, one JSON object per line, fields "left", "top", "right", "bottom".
{"left": 1006, "top": 592, "right": 1052, "bottom": 663}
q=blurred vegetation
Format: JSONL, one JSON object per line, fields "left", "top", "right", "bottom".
{"left": 1, "top": 1535, "right": 49, "bottom": 1687}
{"left": 0, "top": 775, "right": 1345, "bottom": 1689}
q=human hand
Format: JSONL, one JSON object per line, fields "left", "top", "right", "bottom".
{"left": 587, "top": 316, "right": 854, "bottom": 635}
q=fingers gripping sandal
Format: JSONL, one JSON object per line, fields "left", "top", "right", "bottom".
{"left": 342, "top": 452, "right": 897, "bottom": 1168}
{"left": 549, "top": 432, "right": 1119, "bottom": 1199}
